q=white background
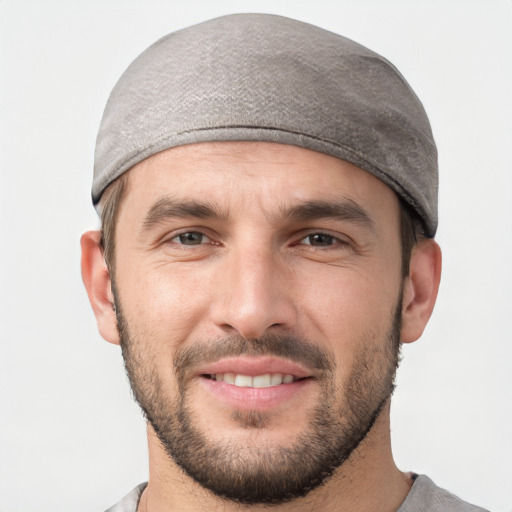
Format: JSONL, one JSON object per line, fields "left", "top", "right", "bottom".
{"left": 1, "top": 1, "right": 511, "bottom": 511}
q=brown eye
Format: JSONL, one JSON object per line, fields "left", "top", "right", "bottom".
{"left": 301, "top": 233, "right": 337, "bottom": 247}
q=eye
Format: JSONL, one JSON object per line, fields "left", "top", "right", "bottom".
{"left": 300, "top": 233, "right": 340, "bottom": 247}
{"left": 171, "top": 231, "right": 212, "bottom": 245}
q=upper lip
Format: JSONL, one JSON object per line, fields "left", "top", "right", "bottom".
{"left": 197, "top": 356, "right": 312, "bottom": 379}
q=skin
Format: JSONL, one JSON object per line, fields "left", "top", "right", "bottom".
{"left": 81, "top": 142, "right": 441, "bottom": 511}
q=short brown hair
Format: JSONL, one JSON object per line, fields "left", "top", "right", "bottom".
{"left": 399, "top": 199, "right": 423, "bottom": 277}
{"left": 99, "top": 172, "right": 130, "bottom": 274}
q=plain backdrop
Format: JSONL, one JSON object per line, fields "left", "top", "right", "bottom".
{"left": 1, "top": 1, "right": 511, "bottom": 511}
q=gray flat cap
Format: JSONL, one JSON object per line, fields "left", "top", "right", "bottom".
{"left": 93, "top": 13, "right": 438, "bottom": 236}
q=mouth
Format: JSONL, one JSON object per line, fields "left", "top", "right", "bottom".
{"left": 204, "top": 372, "right": 303, "bottom": 388}
{"left": 196, "top": 357, "right": 314, "bottom": 411}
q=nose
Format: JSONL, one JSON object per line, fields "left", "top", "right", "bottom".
{"left": 210, "top": 244, "right": 297, "bottom": 339}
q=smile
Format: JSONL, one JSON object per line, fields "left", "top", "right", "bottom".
{"left": 207, "top": 373, "right": 298, "bottom": 388}
{"left": 196, "top": 356, "right": 314, "bottom": 410}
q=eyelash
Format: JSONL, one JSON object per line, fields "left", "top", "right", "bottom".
{"left": 297, "top": 232, "right": 347, "bottom": 248}
{"left": 167, "top": 230, "right": 349, "bottom": 249}
{"left": 170, "top": 231, "right": 216, "bottom": 246}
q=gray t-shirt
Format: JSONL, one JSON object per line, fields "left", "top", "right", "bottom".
{"left": 104, "top": 475, "right": 489, "bottom": 511}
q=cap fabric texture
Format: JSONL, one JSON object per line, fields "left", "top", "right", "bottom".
{"left": 93, "top": 13, "right": 438, "bottom": 236}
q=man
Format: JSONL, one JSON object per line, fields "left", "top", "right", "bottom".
{"left": 81, "top": 13, "right": 487, "bottom": 511}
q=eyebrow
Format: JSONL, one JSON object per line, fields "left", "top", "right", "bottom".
{"left": 142, "top": 197, "right": 374, "bottom": 231}
{"left": 143, "top": 198, "right": 229, "bottom": 229}
{"left": 282, "top": 200, "right": 375, "bottom": 230}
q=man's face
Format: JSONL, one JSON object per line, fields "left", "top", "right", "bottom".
{"left": 111, "top": 142, "right": 405, "bottom": 504}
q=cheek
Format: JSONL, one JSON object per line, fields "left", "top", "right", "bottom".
{"left": 296, "top": 265, "right": 400, "bottom": 352}
{"left": 115, "top": 260, "right": 214, "bottom": 348}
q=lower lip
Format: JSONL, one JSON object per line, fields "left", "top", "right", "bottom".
{"left": 200, "top": 377, "right": 311, "bottom": 411}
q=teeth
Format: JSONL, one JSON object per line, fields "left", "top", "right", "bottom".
{"left": 270, "top": 374, "right": 283, "bottom": 386}
{"left": 213, "top": 373, "right": 296, "bottom": 388}
{"left": 253, "top": 374, "right": 271, "bottom": 388}
{"left": 223, "top": 372, "right": 236, "bottom": 385}
{"left": 234, "top": 374, "right": 253, "bottom": 387}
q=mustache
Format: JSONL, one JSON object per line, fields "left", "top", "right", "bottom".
{"left": 173, "top": 334, "right": 334, "bottom": 379}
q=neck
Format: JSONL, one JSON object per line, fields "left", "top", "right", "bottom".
{"left": 138, "top": 402, "right": 412, "bottom": 512}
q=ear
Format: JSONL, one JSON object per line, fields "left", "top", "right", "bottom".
{"left": 80, "top": 230, "right": 120, "bottom": 345}
{"left": 401, "top": 238, "right": 442, "bottom": 344}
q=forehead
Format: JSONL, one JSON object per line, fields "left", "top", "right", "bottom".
{"left": 120, "top": 142, "right": 399, "bottom": 220}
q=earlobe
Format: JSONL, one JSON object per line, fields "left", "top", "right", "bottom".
{"left": 401, "top": 238, "right": 442, "bottom": 344}
{"left": 80, "top": 230, "right": 120, "bottom": 345}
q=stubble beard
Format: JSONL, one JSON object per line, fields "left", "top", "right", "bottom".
{"left": 115, "top": 293, "right": 402, "bottom": 505}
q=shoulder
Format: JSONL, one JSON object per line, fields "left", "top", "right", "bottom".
{"left": 104, "top": 483, "right": 147, "bottom": 512}
{"left": 399, "top": 475, "right": 490, "bottom": 512}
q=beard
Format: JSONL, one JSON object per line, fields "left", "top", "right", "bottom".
{"left": 115, "top": 294, "right": 402, "bottom": 505}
